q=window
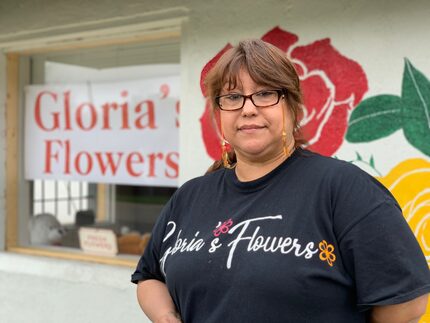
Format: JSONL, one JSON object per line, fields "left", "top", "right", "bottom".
{"left": 32, "top": 180, "right": 92, "bottom": 224}
{"left": 7, "top": 36, "right": 181, "bottom": 264}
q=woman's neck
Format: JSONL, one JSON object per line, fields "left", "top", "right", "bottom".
{"left": 234, "top": 143, "right": 295, "bottom": 182}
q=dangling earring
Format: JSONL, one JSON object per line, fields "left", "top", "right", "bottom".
{"left": 282, "top": 130, "right": 289, "bottom": 156}
{"left": 219, "top": 117, "right": 235, "bottom": 169}
{"left": 221, "top": 139, "right": 235, "bottom": 169}
{"left": 281, "top": 101, "right": 295, "bottom": 158}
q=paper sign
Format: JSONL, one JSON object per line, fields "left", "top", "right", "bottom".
{"left": 24, "top": 75, "right": 180, "bottom": 187}
{"left": 78, "top": 227, "right": 118, "bottom": 256}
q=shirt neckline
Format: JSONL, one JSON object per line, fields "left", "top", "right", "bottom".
{"left": 224, "top": 148, "right": 301, "bottom": 192}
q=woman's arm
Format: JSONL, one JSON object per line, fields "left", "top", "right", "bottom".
{"left": 370, "top": 294, "right": 429, "bottom": 323}
{"left": 136, "top": 279, "right": 181, "bottom": 323}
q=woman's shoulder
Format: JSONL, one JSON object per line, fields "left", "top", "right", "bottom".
{"left": 160, "top": 169, "right": 226, "bottom": 218}
{"left": 296, "top": 149, "right": 365, "bottom": 177}
{"left": 297, "top": 149, "right": 394, "bottom": 200}
{"left": 175, "top": 167, "right": 226, "bottom": 196}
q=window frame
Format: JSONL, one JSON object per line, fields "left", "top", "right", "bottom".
{"left": 5, "top": 25, "right": 182, "bottom": 267}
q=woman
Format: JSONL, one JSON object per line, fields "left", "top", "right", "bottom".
{"left": 132, "top": 39, "right": 430, "bottom": 323}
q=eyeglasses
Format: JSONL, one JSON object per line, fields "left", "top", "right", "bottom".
{"left": 215, "top": 89, "right": 285, "bottom": 111}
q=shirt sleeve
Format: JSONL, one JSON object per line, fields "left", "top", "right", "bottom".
{"left": 131, "top": 196, "right": 175, "bottom": 284}
{"left": 332, "top": 163, "right": 430, "bottom": 310}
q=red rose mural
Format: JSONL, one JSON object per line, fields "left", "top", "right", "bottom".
{"left": 200, "top": 27, "right": 368, "bottom": 158}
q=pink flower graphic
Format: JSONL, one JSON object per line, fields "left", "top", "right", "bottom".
{"left": 200, "top": 27, "right": 368, "bottom": 157}
{"left": 213, "top": 219, "right": 233, "bottom": 237}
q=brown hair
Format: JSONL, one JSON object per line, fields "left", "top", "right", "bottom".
{"left": 204, "top": 39, "right": 305, "bottom": 173}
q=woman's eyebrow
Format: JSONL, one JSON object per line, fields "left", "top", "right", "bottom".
{"left": 221, "top": 85, "right": 242, "bottom": 93}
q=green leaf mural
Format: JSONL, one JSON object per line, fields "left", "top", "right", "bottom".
{"left": 369, "top": 155, "right": 375, "bottom": 168}
{"left": 346, "top": 59, "right": 430, "bottom": 157}
{"left": 402, "top": 59, "right": 430, "bottom": 156}
{"left": 346, "top": 95, "right": 402, "bottom": 142}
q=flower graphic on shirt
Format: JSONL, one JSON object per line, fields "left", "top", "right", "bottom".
{"left": 319, "top": 240, "right": 336, "bottom": 267}
{"left": 213, "top": 219, "right": 233, "bottom": 237}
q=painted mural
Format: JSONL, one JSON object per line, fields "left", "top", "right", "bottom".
{"left": 200, "top": 26, "right": 369, "bottom": 158}
{"left": 378, "top": 159, "right": 430, "bottom": 265}
{"left": 346, "top": 59, "right": 430, "bottom": 156}
{"left": 346, "top": 58, "right": 430, "bottom": 270}
{"left": 199, "top": 27, "right": 430, "bottom": 319}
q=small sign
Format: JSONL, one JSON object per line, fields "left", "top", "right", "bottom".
{"left": 78, "top": 227, "right": 118, "bottom": 256}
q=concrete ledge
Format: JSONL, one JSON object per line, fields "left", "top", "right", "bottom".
{"left": 0, "top": 252, "right": 135, "bottom": 289}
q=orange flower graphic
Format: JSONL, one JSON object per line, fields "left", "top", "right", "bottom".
{"left": 319, "top": 240, "right": 336, "bottom": 267}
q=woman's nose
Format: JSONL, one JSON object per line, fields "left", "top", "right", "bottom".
{"left": 241, "top": 97, "right": 258, "bottom": 116}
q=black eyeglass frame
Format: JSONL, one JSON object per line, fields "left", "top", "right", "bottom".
{"left": 215, "top": 89, "right": 286, "bottom": 111}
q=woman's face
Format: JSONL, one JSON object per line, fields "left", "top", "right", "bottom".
{"left": 220, "top": 69, "right": 295, "bottom": 163}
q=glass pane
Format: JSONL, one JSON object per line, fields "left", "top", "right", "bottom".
{"left": 30, "top": 171, "right": 176, "bottom": 253}
{"left": 34, "top": 180, "right": 42, "bottom": 200}
{"left": 33, "top": 202, "right": 42, "bottom": 215}
{"left": 57, "top": 181, "right": 69, "bottom": 199}
{"left": 69, "top": 199, "right": 80, "bottom": 216}
{"left": 115, "top": 185, "right": 176, "bottom": 255}
{"left": 81, "top": 198, "right": 88, "bottom": 210}
{"left": 81, "top": 182, "right": 88, "bottom": 196}
{"left": 57, "top": 201, "right": 74, "bottom": 224}
{"left": 27, "top": 39, "right": 180, "bottom": 253}
{"left": 71, "top": 181, "right": 80, "bottom": 197}
{"left": 43, "top": 201, "right": 56, "bottom": 215}
{"left": 44, "top": 180, "right": 56, "bottom": 199}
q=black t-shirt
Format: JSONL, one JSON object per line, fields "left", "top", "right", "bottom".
{"left": 132, "top": 149, "right": 430, "bottom": 323}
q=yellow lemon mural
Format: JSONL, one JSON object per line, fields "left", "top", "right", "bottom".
{"left": 378, "top": 158, "right": 430, "bottom": 323}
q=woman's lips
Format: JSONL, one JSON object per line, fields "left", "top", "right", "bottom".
{"left": 238, "top": 124, "right": 266, "bottom": 133}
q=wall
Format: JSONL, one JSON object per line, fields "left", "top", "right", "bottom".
{"left": 0, "top": 0, "right": 429, "bottom": 322}
{"left": 179, "top": 0, "right": 430, "bottom": 180}
{"left": 0, "top": 51, "right": 5, "bottom": 251}
{"left": 0, "top": 253, "right": 146, "bottom": 323}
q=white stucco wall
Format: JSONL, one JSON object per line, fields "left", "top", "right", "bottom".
{"left": 0, "top": 0, "right": 429, "bottom": 322}
{"left": 178, "top": 0, "right": 430, "bottom": 181}
{"left": 0, "top": 253, "right": 146, "bottom": 323}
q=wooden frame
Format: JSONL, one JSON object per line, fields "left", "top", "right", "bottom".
{"left": 4, "top": 27, "right": 181, "bottom": 268}
{"left": 5, "top": 53, "right": 19, "bottom": 249}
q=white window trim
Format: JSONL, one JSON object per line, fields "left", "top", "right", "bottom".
{"left": 0, "top": 7, "right": 187, "bottom": 53}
